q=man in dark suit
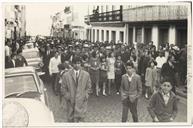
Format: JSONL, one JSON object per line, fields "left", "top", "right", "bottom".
{"left": 161, "top": 55, "right": 176, "bottom": 94}
{"left": 120, "top": 60, "right": 142, "bottom": 122}
{"left": 16, "top": 49, "right": 28, "bottom": 67}
{"left": 42, "top": 44, "right": 54, "bottom": 82}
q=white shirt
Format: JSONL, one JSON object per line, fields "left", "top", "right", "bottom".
{"left": 49, "top": 56, "right": 61, "bottom": 75}
{"left": 5, "top": 45, "right": 10, "bottom": 56}
{"left": 162, "top": 92, "right": 170, "bottom": 105}
{"left": 156, "top": 56, "right": 166, "bottom": 68}
{"left": 74, "top": 69, "right": 80, "bottom": 77}
{"left": 126, "top": 73, "right": 134, "bottom": 82}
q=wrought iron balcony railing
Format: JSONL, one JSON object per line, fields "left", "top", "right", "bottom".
{"left": 86, "top": 9, "right": 122, "bottom": 23}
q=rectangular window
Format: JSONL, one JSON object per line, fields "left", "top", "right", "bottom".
{"left": 93, "top": 29, "right": 95, "bottom": 42}
{"left": 102, "top": 30, "right": 104, "bottom": 41}
{"left": 129, "top": 28, "right": 133, "bottom": 45}
{"left": 111, "top": 31, "right": 116, "bottom": 42}
{"left": 144, "top": 28, "right": 152, "bottom": 44}
{"left": 106, "top": 30, "right": 109, "bottom": 41}
{"left": 135, "top": 28, "right": 142, "bottom": 43}
{"left": 120, "top": 31, "right": 124, "bottom": 43}
{"left": 159, "top": 28, "right": 169, "bottom": 46}
{"left": 97, "top": 30, "right": 99, "bottom": 41}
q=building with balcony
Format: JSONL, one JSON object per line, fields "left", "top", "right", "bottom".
{"left": 85, "top": 5, "right": 124, "bottom": 43}
{"left": 5, "top": 5, "right": 26, "bottom": 41}
{"left": 85, "top": 4, "right": 190, "bottom": 48}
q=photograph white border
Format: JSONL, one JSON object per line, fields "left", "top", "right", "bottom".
{"left": 1, "top": 0, "right": 192, "bottom": 127}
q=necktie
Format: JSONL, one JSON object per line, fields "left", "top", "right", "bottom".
{"left": 76, "top": 72, "right": 79, "bottom": 86}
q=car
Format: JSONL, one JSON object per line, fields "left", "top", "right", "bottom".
{"left": 3, "top": 98, "right": 54, "bottom": 127}
{"left": 5, "top": 66, "right": 49, "bottom": 106}
{"left": 23, "top": 42, "right": 35, "bottom": 50}
{"left": 22, "top": 43, "right": 44, "bottom": 73}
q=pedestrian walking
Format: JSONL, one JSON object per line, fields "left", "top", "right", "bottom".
{"left": 115, "top": 54, "right": 123, "bottom": 94}
{"left": 138, "top": 49, "right": 150, "bottom": 96}
{"left": 155, "top": 50, "right": 167, "bottom": 84}
{"left": 107, "top": 51, "right": 115, "bottom": 95}
{"left": 90, "top": 51, "right": 100, "bottom": 96}
{"left": 49, "top": 51, "right": 61, "bottom": 93}
{"left": 60, "top": 56, "right": 92, "bottom": 122}
{"left": 99, "top": 56, "right": 108, "bottom": 96}
{"left": 161, "top": 55, "right": 176, "bottom": 94}
{"left": 147, "top": 80, "right": 179, "bottom": 122}
{"left": 120, "top": 60, "right": 142, "bottom": 122}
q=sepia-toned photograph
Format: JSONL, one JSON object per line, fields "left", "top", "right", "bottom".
{"left": 2, "top": 1, "right": 192, "bottom": 127}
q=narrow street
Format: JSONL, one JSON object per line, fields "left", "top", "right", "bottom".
{"left": 4, "top": 3, "right": 190, "bottom": 126}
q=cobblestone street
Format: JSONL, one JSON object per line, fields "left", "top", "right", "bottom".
{"left": 45, "top": 81, "right": 187, "bottom": 123}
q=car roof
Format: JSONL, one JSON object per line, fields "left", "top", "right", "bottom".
{"left": 5, "top": 66, "right": 36, "bottom": 76}
{"left": 23, "top": 48, "right": 39, "bottom": 52}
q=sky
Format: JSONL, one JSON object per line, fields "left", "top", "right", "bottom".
{"left": 26, "top": 4, "right": 74, "bottom": 36}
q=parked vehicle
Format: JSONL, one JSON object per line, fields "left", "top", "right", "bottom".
{"left": 3, "top": 98, "right": 54, "bottom": 127}
{"left": 22, "top": 43, "right": 44, "bottom": 74}
{"left": 5, "top": 67, "right": 49, "bottom": 106}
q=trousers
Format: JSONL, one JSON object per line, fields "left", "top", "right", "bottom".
{"left": 122, "top": 97, "right": 138, "bottom": 122}
{"left": 66, "top": 101, "right": 85, "bottom": 122}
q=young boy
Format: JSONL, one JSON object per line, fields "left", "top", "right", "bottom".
{"left": 147, "top": 80, "right": 179, "bottom": 122}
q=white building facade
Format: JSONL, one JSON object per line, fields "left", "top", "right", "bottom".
{"left": 5, "top": 5, "right": 26, "bottom": 40}
{"left": 85, "top": 4, "right": 189, "bottom": 48}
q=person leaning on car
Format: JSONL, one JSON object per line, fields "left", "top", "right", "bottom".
{"left": 60, "top": 56, "right": 92, "bottom": 122}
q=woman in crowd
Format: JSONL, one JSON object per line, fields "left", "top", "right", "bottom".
{"left": 107, "top": 51, "right": 115, "bottom": 95}
{"left": 145, "top": 60, "right": 158, "bottom": 99}
{"left": 99, "top": 56, "right": 108, "bottom": 96}
{"left": 115, "top": 54, "right": 124, "bottom": 94}
{"left": 90, "top": 51, "right": 100, "bottom": 96}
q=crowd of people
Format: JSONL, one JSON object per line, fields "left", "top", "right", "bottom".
{"left": 5, "top": 36, "right": 187, "bottom": 122}
{"left": 5, "top": 38, "right": 28, "bottom": 68}
{"left": 29, "top": 37, "right": 187, "bottom": 97}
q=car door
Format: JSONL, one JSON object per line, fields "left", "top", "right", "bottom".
{"left": 35, "top": 72, "right": 49, "bottom": 107}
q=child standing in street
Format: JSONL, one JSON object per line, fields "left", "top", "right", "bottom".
{"left": 147, "top": 80, "right": 179, "bottom": 122}
{"left": 145, "top": 60, "right": 158, "bottom": 99}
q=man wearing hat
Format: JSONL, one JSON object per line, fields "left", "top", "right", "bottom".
{"left": 61, "top": 56, "right": 92, "bottom": 122}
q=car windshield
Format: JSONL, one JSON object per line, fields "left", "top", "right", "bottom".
{"left": 5, "top": 75, "right": 38, "bottom": 97}
{"left": 23, "top": 51, "right": 39, "bottom": 59}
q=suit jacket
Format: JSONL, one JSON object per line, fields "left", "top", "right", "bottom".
{"left": 147, "top": 90, "right": 179, "bottom": 122}
{"left": 61, "top": 69, "right": 92, "bottom": 118}
{"left": 43, "top": 50, "right": 54, "bottom": 67}
{"left": 120, "top": 73, "right": 142, "bottom": 102}
{"left": 161, "top": 62, "right": 176, "bottom": 85}
{"left": 5, "top": 56, "right": 13, "bottom": 69}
